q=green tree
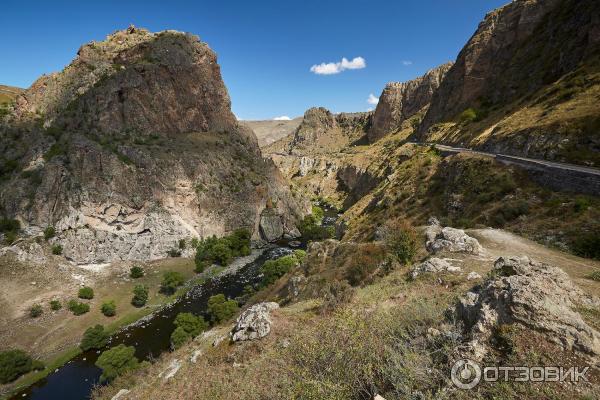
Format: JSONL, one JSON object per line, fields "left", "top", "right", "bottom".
{"left": 160, "top": 271, "right": 185, "bottom": 295}
{"left": 68, "top": 300, "right": 90, "bottom": 315}
{"left": 210, "top": 242, "right": 233, "bottom": 266}
{"left": 207, "top": 294, "right": 239, "bottom": 324}
{"left": 383, "top": 220, "right": 417, "bottom": 264}
{"left": 260, "top": 255, "right": 299, "bottom": 286}
{"left": 95, "top": 344, "right": 139, "bottom": 382}
{"left": 129, "top": 266, "right": 144, "bottom": 278}
{"left": 78, "top": 286, "right": 94, "bottom": 299}
{"left": 0, "top": 349, "right": 32, "bottom": 384}
{"left": 170, "top": 327, "right": 191, "bottom": 350}
{"left": 101, "top": 300, "right": 116, "bottom": 317}
{"left": 174, "top": 312, "right": 208, "bottom": 337}
{"left": 81, "top": 325, "right": 109, "bottom": 351}
{"left": 131, "top": 285, "right": 149, "bottom": 307}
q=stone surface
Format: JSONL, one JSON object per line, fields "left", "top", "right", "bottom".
{"left": 411, "top": 257, "right": 461, "bottom": 279}
{"left": 259, "top": 209, "right": 284, "bottom": 242}
{"left": 111, "top": 389, "right": 130, "bottom": 400}
{"left": 467, "top": 271, "right": 482, "bottom": 280}
{"left": 368, "top": 62, "right": 452, "bottom": 142}
{"left": 158, "top": 358, "right": 181, "bottom": 380}
{"left": 455, "top": 256, "right": 600, "bottom": 361}
{"left": 231, "top": 302, "right": 279, "bottom": 342}
{"left": 425, "top": 219, "right": 483, "bottom": 255}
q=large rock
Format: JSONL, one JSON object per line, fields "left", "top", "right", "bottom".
{"left": 425, "top": 219, "right": 482, "bottom": 254}
{"left": 455, "top": 256, "right": 600, "bottom": 360}
{"left": 368, "top": 62, "right": 452, "bottom": 142}
{"left": 410, "top": 257, "right": 461, "bottom": 279}
{"left": 231, "top": 302, "right": 279, "bottom": 342}
{"left": 259, "top": 209, "right": 284, "bottom": 242}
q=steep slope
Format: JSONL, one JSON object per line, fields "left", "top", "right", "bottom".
{"left": 0, "top": 84, "right": 23, "bottom": 105}
{"left": 0, "top": 26, "right": 306, "bottom": 264}
{"left": 418, "top": 0, "right": 600, "bottom": 166}
{"left": 368, "top": 62, "right": 452, "bottom": 142}
{"left": 241, "top": 118, "right": 302, "bottom": 147}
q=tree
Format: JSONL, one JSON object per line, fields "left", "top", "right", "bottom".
{"left": 174, "top": 312, "right": 208, "bottom": 337}
{"left": 43, "top": 226, "right": 55, "bottom": 240}
{"left": 129, "top": 266, "right": 144, "bottom": 278}
{"left": 101, "top": 301, "right": 116, "bottom": 317}
{"left": 95, "top": 344, "right": 139, "bottom": 382}
{"left": 210, "top": 242, "right": 232, "bottom": 266}
{"left": 81, "top": 325, "right": 109, "bottom": 351}
{"left": 29, "top": 304, "right": 43, "bottom": 318}
{"left": 160, "top": 271, "right": 185, "bottom": 295}
{"left": 0, "top": 349, "right": 32, "bottom": 384}
{"left": 68, "top": 300, "right": 90, "bottom": 315}
{"left": 260, "top": 254, "right": 299, "bottom": 286}
{"left": 207, "top": 294, "right": 239, "bottom": 324}
{"left": 78, "top": 286, "right": 94, "bottom": 299}
{"left": 170, "top": 327, "right": 191, "bottom": 350}
{"left": 131, "top": 285, "right": 149, "bottom": 307}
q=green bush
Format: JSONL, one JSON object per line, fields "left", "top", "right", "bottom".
{"left": 194, "top": 229, "right": 251, "bottom": 271}
{"left": 129, "top": 266, "right": 144, "bottom": 279}
{"left": 459, "top": 107, "right": 478, "bottom": 123}
{"left": 101, "top": 301, "right": 116, "bottom": 317}
{"left": 43, "top": 226, "right": 55, "bottom": 240}
{"left": 49, "top": 300, "right": 62, "bottom": 311}
{"left": 573, "top": 234, "right": 600, "bottom": 260}
{"left": 573, "top": 196, "right": 591, "bottom": 213}
{"left": 95, "top": 344, "right": 139, "bottom": 382}
{"left": 586, "top": 270, "right": 600, "bottom": 281}
{"left": 68, "top": 300, "right": 90, "bottom": 316}
{"left": 178, "top": 239, "right": 186, "bottom": 250}
{"left": 170, "top": 327, "right": 191, "bottom": 350}
{"left": 383, "top": 220, "right": 417, "bottom": 264}
{"left": 81, "top": 325, "right": 109, "bottom": 351}
{"left": 160, "top": 271, "right": 185, "bottom": 295}
{"left": 78, "top": 286, "right": 94, "bottom": 299}
{"left": 207, "top": 294, "right": 239, "bottom": 324}
{"left": 174, "top": 312, "right": 208, "bottom": 337}
{"left": 311, "top": 205, "right": 324, "bottom": 223}
{"left": 210, "top": 242, "right": 233, "bottom": 265}
{"left": 167, "top": 248, "right": 182, "bottom": 257}
{"left": 260, "top": 254, "right": 300, "bottom": 286}
{"left": 492, "top": 200, "right": 530, "bottom": 226}
{"left": 0, "top": 218, "right": 20, "bottom": 233}
{"left": 299, "top": 214, "right": 334, "bottom": 241}
{"left": 29, "top": 304, "right": 43, "bottom": 318}
{"left": 4, "top": 231, "right": 17, "bottom": 245}
{"left": 131, "top": 285, "right": 149, "bottom": 307}
{"left": 51, "top": 244, "right": 63, "bottom": 255}
{"left": 0, "top": 349, "right": 33, "bottom": 384}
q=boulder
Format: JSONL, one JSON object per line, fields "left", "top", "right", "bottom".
{"left": 231, "top": 302, "right": 279, "bottom": 342}
{"left": 455, "top": 256, "right": 600, "bottom": 361}
{"left": 259, "top": 209, "right": 284, "bottom": 242}
{"left": 425, "top": 219, "right": 482, "bottom": 254}
{"left": 411, "top": 257, "right": 461, "bottom": 279}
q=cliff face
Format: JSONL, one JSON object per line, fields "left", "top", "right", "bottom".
{"left": 368, "top": 62, "right": 452, "bottom": 142}
{"left": 0, "top": 27, "right": 306, "bottom": 263}
{"left": 417, "top": 0, "right": 600, "bottom": 165}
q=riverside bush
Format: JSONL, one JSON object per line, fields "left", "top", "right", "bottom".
{"left": 260, "top": 253, "right": 302, "bottom": 287}
{"left": 160, "top": 271, "right": 185, "bottom": 295}
{"left": 131, "top": 285, "right": 148, "bottom": 307}
{"left": 194, "top": 228, "right": 251, "bottom": 271}
{"left": 170, "top": 327, "right": 190, "bottom": 350}
{"left": 207, "top": 294, "right": 239, "bottom": 324}
{"left": 174, "top": 312, "right": 208, "bottom": 337}
{"left": 81, "top": 325, "right": 109, "bottom": 351}
{"left": 0, "top": 349, "right": 32, "bottom": 384}
{"left": 95, "top": 344, "right": 139, "bottom": 382}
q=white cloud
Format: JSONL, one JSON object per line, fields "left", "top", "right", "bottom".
{"left": 310, "top": 56, "right": 366, "bottom": 75}
{"left": 402, "top": 60, "right": 413, "bottom": 66}
{"left": 273, "top": 116, "right": 291, "bottom": 121}
{"left": 367, "top": 107, "right": 373, "bottom": 112}
{"left": 367, "top": 93, "right": 379, "bottom": 105}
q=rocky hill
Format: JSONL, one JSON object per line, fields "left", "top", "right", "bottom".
{"left": 418, "top": 0, "right": 600, "bottom": 166}
{"left": 241, "top": 118, "right": 302, "bottom": 147}
{"left": 369, "top": 62, "right": 452, "bottom": 143}
{"left": 0, "top": 26, "right": 307, "bottom": 264}
{"left": 0, "top": 84, "right": 23, "bottom": 105}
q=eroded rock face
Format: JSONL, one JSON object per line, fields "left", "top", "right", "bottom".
{"left": 410, "top": 257, "right": 461, "bottom": 279}
{"left": 0, "top": 27, "right": 305, "bottom": 263}
{"left": 259, "top": 209, "right": 284, "bottom": 242}
{"left": 368, "top": 62, "right": 452, "bottom": 142}
{"left": 425, "top": 219, "right": 483, "bottom": 254}
{"left": 455, "top": 256, "right": 600, "bottom": 360}
{"left": 231, "top": 302, "right": 279, "bottom": 342}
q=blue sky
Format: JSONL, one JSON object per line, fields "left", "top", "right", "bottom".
{"left": 0, "top": 0, "right": 507, "bottom": 120}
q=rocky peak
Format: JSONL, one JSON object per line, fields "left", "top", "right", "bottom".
{"left": 15, "top": 26, "right": 237, "bottom": 136}
{"left": 368, "top": 62, "right": 452, "bottom": 142}
{"left": 291, "top": 107, "right": 337, "bottom": 147}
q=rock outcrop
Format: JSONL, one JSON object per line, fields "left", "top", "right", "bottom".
{"left": 455, "top": 256, "right": 600, "bottom": 360}
{"left": 368, "top": 62, "right": 452, "bottom": 142}
{"left": 410, "top": 257, "right": 461, "bottom": 279}
{"left": 425, "top": 219, "right": 483, "bottom": 254}
{"left": 0, "top": 27, "right": 306, "bottom": 263}
{"left": 231, "top": 302, "right": 279, "bottom": 342}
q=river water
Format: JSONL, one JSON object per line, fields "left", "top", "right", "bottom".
{"left": 10, "top": 206, "right": 339, "bottom": 400}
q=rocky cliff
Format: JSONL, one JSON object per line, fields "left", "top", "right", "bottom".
{"left": 368, "top": 62, "right": 452, "bottom": 142}
{"left": 418, "top": 0, "right": 600, "bottom": 166}
{"left": 0, "top": 26, "right": 306, "bottom": 264}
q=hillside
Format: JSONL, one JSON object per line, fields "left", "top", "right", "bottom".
{"left": 0, "top": 85, "right": 23, "bottom": 105}
{"left": 241, "top": 118, "right": 302, "bottom": 147}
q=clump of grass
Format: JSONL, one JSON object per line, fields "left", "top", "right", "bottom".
{"left": 586, "top": 270, "right": 600, "bottom": 281}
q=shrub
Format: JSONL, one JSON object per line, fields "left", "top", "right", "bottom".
{"left": 43, "top": 226, "right": 55, "bottom": 240}
{"left": 95, "top": 344, "right": 139, "bottom": 382}
{"left": 178, "top": 239, "right": 186, "bottom": 250}
{"left": 0, "top": 349, "right": 32, "bottom": 384}
{"left": 210, "top": 242, "right": 233, "bottom": 266}
{"left": 81, "top": 325, "right": 109, "bottom": 351}
{"left": 194, "top": 229, "right": 252, "bottom": 270}
{"left": 129, "top": 266, "right": 144, "bottom": 279}
{"left": 68, "top": 300, "right": 90, "bottom": 315}
{"left": 131, "top": 285, "right": 149, "bottom": 307}
{"left": 382, "top": 220, "right": 417, "bottom": 264}
{"left": 101, "top": 301, "right": 116, "bottom": 317}
{"left": 573, "top": 196, "right": 591, "bottom": 213}
{"left": 573, "top": 233, "right": 600, "bottom": 260}
{"left": 29, "top": 304, "right": 43, "bottom": 318}
{"left": 311, "top": 205, "right": 324, "bottom": 223}
{"left": 160, "top": 271, "right": 185, "bottom": 295}
{"left": 492, "top": 200, "right": 530, "bottom": 226}
{"left": 586, "top": 270, "right": 600, "bottom": 281}
{"left": 174, "top": 312, "right": 208, "bottom": 337}
{"left": 49, "top": 300, "right": 62, "bottom": 311}
{"left": 78, "top": 286, "right": 94, "bottom": 299}
{"left": 319, "top": 280, "right": 354, "bottom": 313}
{"left": 459, "top": 107, "right": 479, "bottom": 123}
{"left": 0, "top": 218, "right": 20, "bottom": 233}
{"left": 4, "top": 231, "right": 17, "bottom": 245}
{"left": 207, "top": 294, "right": 239, "bottom": 324}
{"left": 167, "top": 248, "right": 181, "bottom": 257}
{"left": 260, "top": 255, "right": 299, "bottom": 286}
{"left": 170, "top": 327, "right": 191, "bottom": 350}
{"left": 51, "top": 244, "right": 63, "bottom": 255}
{"left": 299, "top": 214, "right": 334, "bottom": 241}
{"left": 293, "top": 249, "right": 307, "bottom": 262}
